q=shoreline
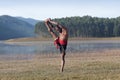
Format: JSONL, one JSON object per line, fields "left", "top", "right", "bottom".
{"left": 4, "top": 37, "right": 120, "bottom": 42}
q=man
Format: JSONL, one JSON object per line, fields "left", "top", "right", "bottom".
{"left": 45, "top": 18, "right": 68, "bottom": 72}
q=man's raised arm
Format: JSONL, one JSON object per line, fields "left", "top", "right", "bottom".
{"left": 49, "top": 20, "right": 65, "bottom": 29}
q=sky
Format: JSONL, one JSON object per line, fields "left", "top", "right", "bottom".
{"left": 0, "top": 0, "right": 120, "bottom": 20}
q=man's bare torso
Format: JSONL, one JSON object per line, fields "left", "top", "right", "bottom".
{"left": 59, "top": 27, "right": 68, "bottom": 41}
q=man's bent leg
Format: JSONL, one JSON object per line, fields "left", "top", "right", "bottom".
{"left": 49, "top": 31, "right": 58, "bottom": 40}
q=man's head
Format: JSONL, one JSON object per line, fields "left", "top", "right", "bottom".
{"left": 55, "top": 25, "right": 62, "bottom": 33}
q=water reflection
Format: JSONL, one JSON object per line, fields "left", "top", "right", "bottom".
{"left": 0, "top": 41, "right": 120, "bottom": 55}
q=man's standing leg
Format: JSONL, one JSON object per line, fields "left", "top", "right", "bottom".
{"left": 60, "top": 46, "right": 66, "bottom": 72}
{"left": 60, "top": 52, "right": 66, "bottom": 72}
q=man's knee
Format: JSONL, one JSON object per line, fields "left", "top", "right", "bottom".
{"left": 61, "top": 52, "right": 66, "bottom": 57}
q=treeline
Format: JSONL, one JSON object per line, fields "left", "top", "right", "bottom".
{"left": 35, "top": 16, "right": 120, "bottom": 37}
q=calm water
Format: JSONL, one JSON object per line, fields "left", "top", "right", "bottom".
{"left": 0, "top": 40, "right": 120, "bottom": 55}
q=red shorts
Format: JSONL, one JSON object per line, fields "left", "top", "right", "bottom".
{"left": 54, "top": 37, "right": 67, "bottom": 50}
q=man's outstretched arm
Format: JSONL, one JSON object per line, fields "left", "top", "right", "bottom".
{"left": 49, "top": 20, "right": 65, "bottom": 29}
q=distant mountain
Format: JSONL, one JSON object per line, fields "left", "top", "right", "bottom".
{"left": 0, "top": 15, "right": 35, "bottom": 40}
{"left": 16, "top": 17, "right": 40, "bottom": 26}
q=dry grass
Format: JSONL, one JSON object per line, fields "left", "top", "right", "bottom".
{"left": 0, "top": 49, "right": 120, "bottom": 80}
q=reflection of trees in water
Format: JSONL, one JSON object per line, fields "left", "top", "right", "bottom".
{"left": 1, "top": 41, "right": 120, "bottom": 55}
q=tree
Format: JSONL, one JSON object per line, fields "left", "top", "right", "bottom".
{"left": 35, "top": 16, "right": 120, "bottom": 38}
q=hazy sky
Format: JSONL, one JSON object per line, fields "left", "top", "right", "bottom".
{"left": 0, "top": 0, "right": 120, "bottom": 20}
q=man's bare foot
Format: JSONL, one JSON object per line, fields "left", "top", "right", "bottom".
{"left": 60, "top": 68, "right": 64, "bottom": 72}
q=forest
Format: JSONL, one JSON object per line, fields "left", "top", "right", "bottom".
{"left": 35, "top": 16, "right": 120, "bottom": 37}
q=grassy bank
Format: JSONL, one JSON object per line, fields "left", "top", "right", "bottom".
{"left": 0, "top": 49, "right": 120, "bottom": 80}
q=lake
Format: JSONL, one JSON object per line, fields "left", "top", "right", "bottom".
{"left": 1, "top": 40, "right": 120, "bottom": 55}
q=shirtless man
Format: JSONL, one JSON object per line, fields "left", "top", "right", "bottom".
{"left": 45, "top": 18, "right": 68, "bottom": 72}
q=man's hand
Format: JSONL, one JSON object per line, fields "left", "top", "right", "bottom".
{"left": 48, "top": 18, "right": 51, "bottom": 21}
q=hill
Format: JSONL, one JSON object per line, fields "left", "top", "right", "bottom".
{"left": 16, "top": 17, "right": 40, "bottom": 26}
{"left": 0, "top": 15, "right": 35, "bottom": 40}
